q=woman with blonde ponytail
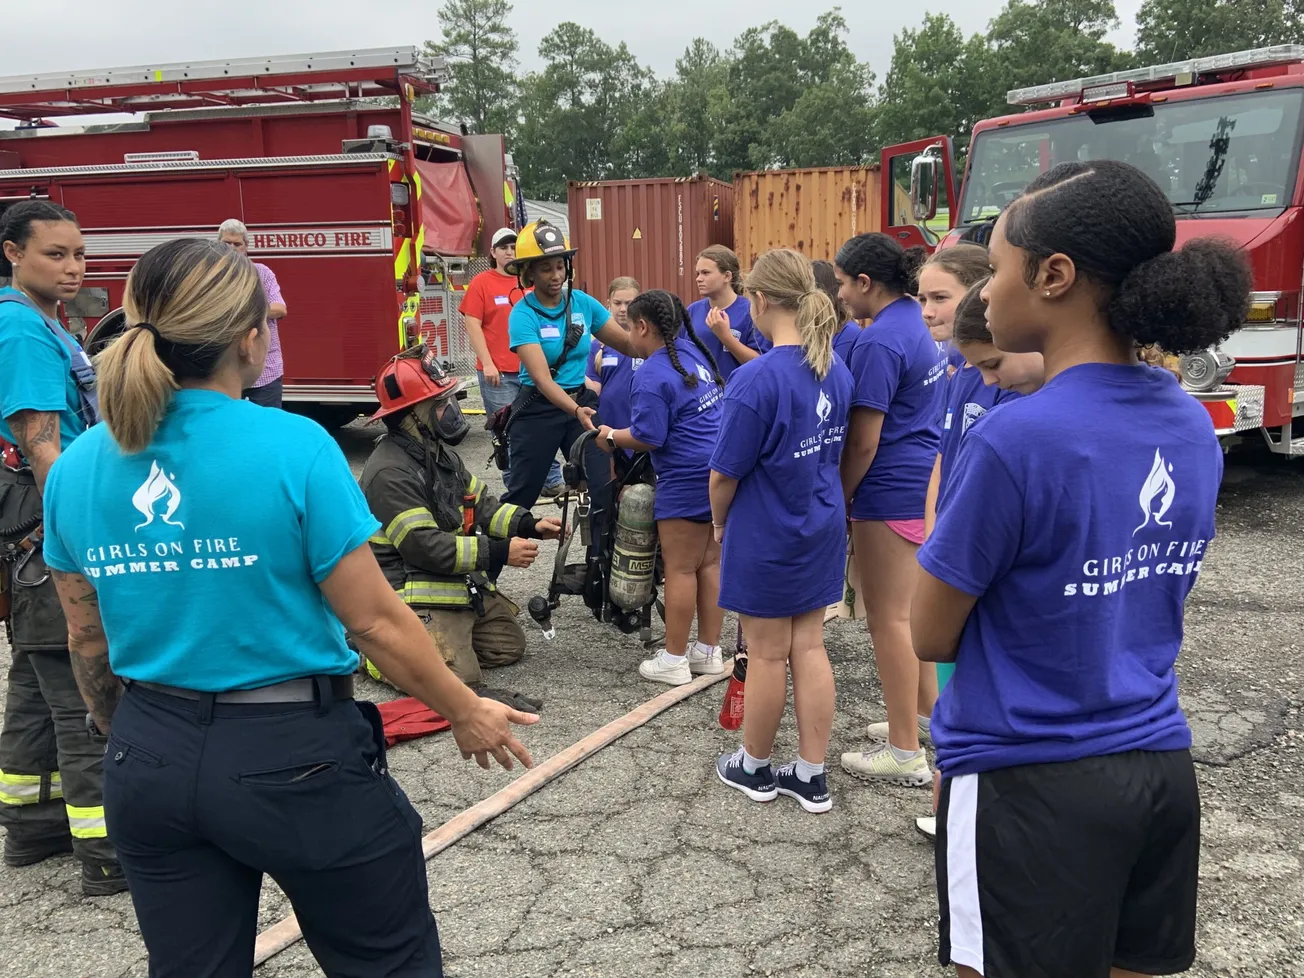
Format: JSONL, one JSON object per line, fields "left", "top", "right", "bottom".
{"left": 709, "top": 249, "right": 853, "bottom": 814}
{"left": 39, "top": 238, "right": 537, "bottom": 974}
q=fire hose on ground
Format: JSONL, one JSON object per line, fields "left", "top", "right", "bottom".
{"left": 252, "top": 661, "right": 736, "bottom": 967}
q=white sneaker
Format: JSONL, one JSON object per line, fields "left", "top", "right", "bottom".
{"left": 865, "top": 715, "right": 932, "bottom": 746}
{"left": 915, "top": 816, "right": 937, "bottom": 840}
{"left": 687, "top": 644, "right": 724, "bottom": 676}
{"left": 840, "top": 744, "right": 932, "bottom": 787}
{"left": 638, "top": 651, "right": 692, "bottom": 686}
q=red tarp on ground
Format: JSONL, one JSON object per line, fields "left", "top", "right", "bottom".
{"left": 376, "top": 696, "right": 452, "bottom": 747}
{"left": 413, "top": 160, "right": 480, "bottom": 256}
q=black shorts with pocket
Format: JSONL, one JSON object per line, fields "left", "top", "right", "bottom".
{"left": 936, "top": 749, "right": 1199, "bottom": 978}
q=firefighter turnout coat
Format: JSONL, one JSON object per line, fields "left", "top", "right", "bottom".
{"left": 360, "top": 431, "right": 534, "bottom": 610}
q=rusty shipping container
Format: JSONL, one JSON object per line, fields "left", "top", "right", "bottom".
{"left": 567, "top": 175, "right": 734, "bottom": 303}
{"left": 734, "top": 166, "right": 898, "bottom": 269}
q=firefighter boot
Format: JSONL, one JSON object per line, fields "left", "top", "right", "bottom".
{"left": 81, "top": 860, "right": 129, "bottom": 897}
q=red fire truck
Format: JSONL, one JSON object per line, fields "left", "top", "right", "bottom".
{"left": 881, "top": 45, "right": 1304, "bottom": 453}
{"left": 0, "top": 48, "right": 519, "bottom": 427}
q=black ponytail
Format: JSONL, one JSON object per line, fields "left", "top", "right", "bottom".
{"left": 834, "top": 233, "right": 926, "bottom": 296}
{"left": 0, "top": 200, "right": 79, "bottom": 276}
{"left": 628, "top": 290, "right": 724, "bottom": 390}
{"left": 1004, "top": 160, "right": 1251, "bottom": 354}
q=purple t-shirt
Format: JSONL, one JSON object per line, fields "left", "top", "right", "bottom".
{"left": 685, "top": 296, "right": 763, "bottom": 382}
{"left": 832, "top": 321, "right": 861, "bottom": 363}
{"left": 711, "top": 347, "right": 852, "bottom": 618}
{"left": 586, "top": 342, "right": 643, "bottom": 431}
{"left": 253, "top": 263, "right": 286, "bottom": 387}
{"left": 936, "top": 366, "right": 1022, "bottom": 512}
{"left": 921, "top": 363, "right": 1220, "bottom": 777}
{"left": 846, "top": 296, "right": 943, "bottom": 520}
{"left": 629, "top": 339, "right": 723, "bottom": 521}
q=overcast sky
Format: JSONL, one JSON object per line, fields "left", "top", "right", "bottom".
{"left": 4, "top": 0, "right": 1148, "bottom": 93}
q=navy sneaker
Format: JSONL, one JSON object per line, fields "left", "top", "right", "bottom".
{"left": 774, "top": 763, "right": 832, "bottom": 814}
{"left": 716, "top": 749, "right": 777, "bottom": 803}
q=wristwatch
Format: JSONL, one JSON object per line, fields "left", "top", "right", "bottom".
{"left": 84, "top": 711, "right": 104, "bottom": 739}
{"left": 605, "top": 430, "right": 617, "bottom": 450}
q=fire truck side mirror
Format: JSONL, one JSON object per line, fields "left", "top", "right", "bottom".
{"left": 910, "top": 153, "right": 940, "bottom": 223}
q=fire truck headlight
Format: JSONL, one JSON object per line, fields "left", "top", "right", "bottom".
{"left": 1179, "top": 349, "right": 1235, "bottom": 392}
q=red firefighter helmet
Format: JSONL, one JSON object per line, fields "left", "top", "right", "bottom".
{"left": 371, "top": 345, "right": 464, "bottom": 421}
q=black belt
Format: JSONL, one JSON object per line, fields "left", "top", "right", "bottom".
{"left": 130, "top": 675, "right": 354, "bottom": 704}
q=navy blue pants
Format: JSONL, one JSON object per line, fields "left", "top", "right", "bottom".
{"left": 105, "top": 682, "right": 442, "bottom": 978}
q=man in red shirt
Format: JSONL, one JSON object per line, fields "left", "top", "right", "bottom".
{"left": 460, "top": 228, "right": 563, "bottom": 494}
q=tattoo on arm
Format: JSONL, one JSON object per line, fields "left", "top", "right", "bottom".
{"left": 51, "top": 570, "right": 123, "bottom": 732}
{"left": 9, "top": 409, "right": 60, "bottom": 456}
{"left": 7, "top": 410, "right": 61, "bottom": 495}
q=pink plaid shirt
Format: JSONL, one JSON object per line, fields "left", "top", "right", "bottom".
{"left": 253, "top": 262, "right": 286, "bottom": 387}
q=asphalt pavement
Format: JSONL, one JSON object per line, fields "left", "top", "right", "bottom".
{"left": 1, "top": 423, "right": 1301, "bottom": 978}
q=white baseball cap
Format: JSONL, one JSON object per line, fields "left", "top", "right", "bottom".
{"left": 491, "top": 228, "right": 518, "bottom": 248}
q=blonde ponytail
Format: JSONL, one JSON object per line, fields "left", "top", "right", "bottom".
{"left": 95, "top": 238, "right": 266, "bottom": 454}
{"left": 744, "top": 248, "right": 839, "bottom": 378}
{"left": 797, "top": 289, "right": 837, "bottom": 380}
{"left": 95, "top": 329, "right": 180, "bottom": 454}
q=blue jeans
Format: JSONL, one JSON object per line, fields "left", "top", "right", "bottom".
{"left": 479, "top": 370, "right": 562, "bottom": 489}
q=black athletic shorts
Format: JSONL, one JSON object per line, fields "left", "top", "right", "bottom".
{"left": 936, "top": 749, "right": 1199, "bottom": 978}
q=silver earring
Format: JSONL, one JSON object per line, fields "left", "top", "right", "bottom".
{"left": 1044, "top": 290, "right": 1051, "bottom": 297}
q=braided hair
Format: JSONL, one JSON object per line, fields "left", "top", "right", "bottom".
{"left": 628, "top": 290, "right": 724, "bottom": 389}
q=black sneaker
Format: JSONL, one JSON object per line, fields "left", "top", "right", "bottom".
{"left": 715, "top": 749, "right": 777, "bottom": 803}
{"left": 774, "top": 763, "right": 833, "bottom": 814}
{"left": 81, "top": 861, "right": 129, "bottom": 897}
{"left": 4, "top": 832, "right": 74, "bottom": 867}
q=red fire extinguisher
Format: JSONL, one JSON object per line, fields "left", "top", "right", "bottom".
{"left": 719, "top": 621, "right": 748, "bottom": 731}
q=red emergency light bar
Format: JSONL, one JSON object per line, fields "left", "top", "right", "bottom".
{"left": 0, "top": 47, "right": 446, "bottom": 120}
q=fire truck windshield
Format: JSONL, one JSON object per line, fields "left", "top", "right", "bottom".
{"left": 959, "top": 88, "right": 1304, "bottom": 222}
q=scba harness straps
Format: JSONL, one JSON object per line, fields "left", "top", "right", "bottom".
{"left": 0, "top": 293, "right": 100, "bottom": 429}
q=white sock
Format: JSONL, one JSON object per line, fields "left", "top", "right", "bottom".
{"left": 741, "top": 748, "right": 770, "bottom": 775}
{"left": 794, "top": 757, "right": 824, "bottom": 783}
{"left": 888, "top": 744, "right": 923, "bottom": 763}
{"left": 693, "top": 641, "right": 718, "bottom": 656}
{"left": 660, "top": 650, "right": 686, "bottom": 666}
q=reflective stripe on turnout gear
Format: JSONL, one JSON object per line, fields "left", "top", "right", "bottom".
{"left": 489, "top": 503, "right": 521, "bottom": 539}
{"left": 65, "top": 803, "right": 107, "bottom": 839}
{"left": 386, "top": 507, "right": 438, "bottom": 548}
{"left": 466, "top": 474, "right": 486, "bottom": 504}
{"left": 400, "top": 580, "right": 480, "bottom": 607}
{"left": 451, "top": 536, "right": 482, "bottom": 574}
{"left": 0, "top": 768, "right": 61, "bottom": 805}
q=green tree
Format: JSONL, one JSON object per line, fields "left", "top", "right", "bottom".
{"left": 659, "top": 40, "right": 732, "bottom": 177}
{"left": 875, "top": 14, "right": 1000, "bottom": 154}
{"left": 513, "top": 23, "right": 656, "bottom": 199}
{"left": 986, "top": 0, "right": 1132, "bottom": 91}
{"left": 711, "top": 10, "right": 877, "bottom": 171}
{"left": 420, "top": 0, "right": 520, "bottom": 136}
{"left": 1135, "top": 0, "right": 1304, "bottom": 63}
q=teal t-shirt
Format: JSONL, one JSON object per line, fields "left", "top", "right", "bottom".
{"left": 0, "top": 286, "right": 86, "bottom": 450}
{"left": 42, "top": 390, "right": 380, "bottom": 692}
{"left": 508, "top": 288, "right": 609, "bottom": 389}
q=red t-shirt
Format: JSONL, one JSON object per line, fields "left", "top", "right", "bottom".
{"left": 459, "top": 269, "right": 521, "bottom": 372}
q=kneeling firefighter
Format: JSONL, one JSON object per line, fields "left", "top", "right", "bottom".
{"left": 360, "top": 346, "right": 561, "bottom": 711}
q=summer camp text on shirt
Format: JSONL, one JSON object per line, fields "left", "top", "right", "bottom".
{"left": 919, "top": 362, "right": 1220, "bottom": 777}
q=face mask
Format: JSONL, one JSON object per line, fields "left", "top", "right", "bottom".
{"left": 420, "top": 396, "right": 470, "bottom": 446}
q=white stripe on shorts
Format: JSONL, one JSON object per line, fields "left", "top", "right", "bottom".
{"left": 946, "top": 773, "right": 984, "bottom": 974}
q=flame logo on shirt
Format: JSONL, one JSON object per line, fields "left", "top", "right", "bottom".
{"left": 132, "top": 461, "right": 185, "bottom": 531}
{"left": 1133, "top": 449, "right": 1176, "bottom": 536}
{"left": 816, "top": 389, "right": 832, "bottom": 427}
{"left": 696, "top": 363, "right": 714, "bottom": 383}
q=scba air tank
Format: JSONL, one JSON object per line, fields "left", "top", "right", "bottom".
{"left": 608, "top": 483, "right": 657, "bottom": 611}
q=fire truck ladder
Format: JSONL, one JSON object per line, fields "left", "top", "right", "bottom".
{"left": 0, "top": 47, "right": 447, "bottom": 120}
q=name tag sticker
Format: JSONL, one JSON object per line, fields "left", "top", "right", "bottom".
{"left": 602, "top": 356, "right": 619, "bottom": 367}
{"left": 493, "top": 295, "right": 510, "bottom": 305}
{"left": 540, "top": 325, "right": 561, "bottom": 339}
{"left": 944, "top": 410, "right": 953, "bottom": 431}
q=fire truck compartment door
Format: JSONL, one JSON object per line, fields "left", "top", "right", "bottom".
{"left": 462, "top": 134, "right": 508, "bottom": 255}
{"left": 413, "top": 160, "right": 479, "bottom": 256}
